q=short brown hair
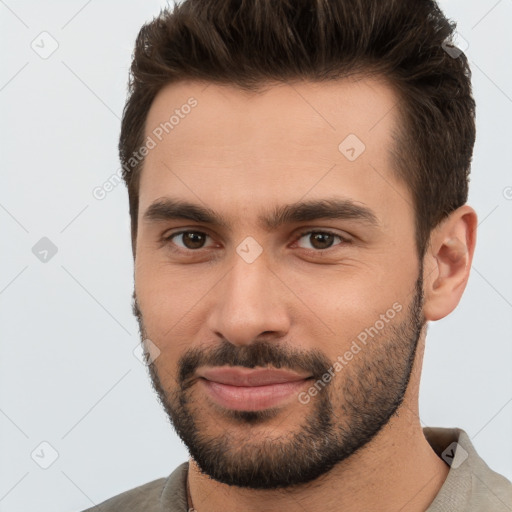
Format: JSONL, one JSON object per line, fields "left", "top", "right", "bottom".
{"left": 119, "top": 0, "right": 476, "bottom": 258}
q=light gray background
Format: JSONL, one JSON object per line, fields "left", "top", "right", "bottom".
{"left": 1, "top": 1, "right": 511, "bottom": 511}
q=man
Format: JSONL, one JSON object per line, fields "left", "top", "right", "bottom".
{"left": 84, "top": 0, "right": 512, "bottom": 510}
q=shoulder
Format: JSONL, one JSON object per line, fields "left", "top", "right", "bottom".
{"left": 465, "top": 435, "right": 512, "bottom": 510}
{"left": 424, "top": 427, "right": 512, "bottom": 511}
{"left": 78, "top": 462, "right": 189, "bottom": 512}
{"left": 80, "top": 477, "right": 168, "bottom": 512}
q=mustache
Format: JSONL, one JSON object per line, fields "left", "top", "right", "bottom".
{"left": 177, "top": 338, "right": 332, "bottom": 391}
{"left": 132, "top": 290, "right": 332, "bottom": 390}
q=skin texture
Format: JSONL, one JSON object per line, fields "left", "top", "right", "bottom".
{"left": 133, "top": 77, "right": 477, "bottom": 512}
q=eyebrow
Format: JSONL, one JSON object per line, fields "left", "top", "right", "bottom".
{"left": 142, "top": 197, "right": 379, "bottom": 231}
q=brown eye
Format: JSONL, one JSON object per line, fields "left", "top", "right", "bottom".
{"left": 310, "top": 232, "right": 335, "bottom": 249}
{"left": 296, "top": 231, "right": 345, "bottom": 250}
{"left": 167, "top": 231, "right": 210, "bottom": 250}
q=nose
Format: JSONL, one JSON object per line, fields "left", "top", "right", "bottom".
{"left": 206, "top": 250, "right": 291, "bottom": 346}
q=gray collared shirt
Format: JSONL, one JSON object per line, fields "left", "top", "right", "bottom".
{"left": 81, "top": 427, "right": 512, "bottom": 511}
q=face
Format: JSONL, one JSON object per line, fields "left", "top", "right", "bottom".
{"left": 133, "top": 78, "right": 425, "bottom": 489}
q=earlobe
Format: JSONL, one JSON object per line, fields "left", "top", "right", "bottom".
{"left": 423, "top": 205, "right": 478, "bottom": 321}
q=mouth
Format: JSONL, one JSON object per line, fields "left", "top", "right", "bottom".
{"left": 196, "top": 366, "right": 313, "bottom": 411}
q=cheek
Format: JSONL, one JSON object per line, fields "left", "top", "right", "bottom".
{"left": 136, "top": 251, "right": 193, "bottom": 311}
{"left": 134, "top": 263, "right": 182, "bottom": 340}
{"left": 134, "top": 260, "right": 216, "bottom": 354}
{"left": 284, "top": 266, "right": 412, "bottom": 351}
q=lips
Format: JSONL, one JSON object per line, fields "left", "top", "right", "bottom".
{"left": 197, "top": 366, "right": 312, "bottom": 386}
{"left": 196, "top": 366, "right": 313, "bottom": 411}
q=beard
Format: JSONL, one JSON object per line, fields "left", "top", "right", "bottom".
{"left": 132, "top": 269, "right": 425, "bottom": 490}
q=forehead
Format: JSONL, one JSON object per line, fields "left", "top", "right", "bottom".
{"left": 138, "top": 77, "right": 410, "bottom": 225}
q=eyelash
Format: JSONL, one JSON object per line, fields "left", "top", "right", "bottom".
{"left": 162, "top": 229, "right": 350, "bottom": 254}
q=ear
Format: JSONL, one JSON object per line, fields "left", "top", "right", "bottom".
{"left": 422, "top": 205, "right": 477, "bottom": 321}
